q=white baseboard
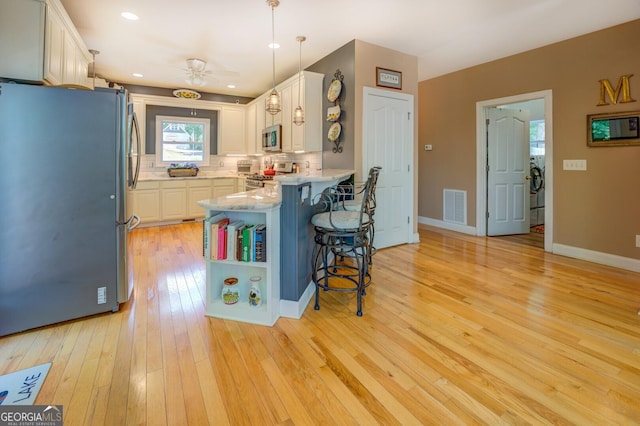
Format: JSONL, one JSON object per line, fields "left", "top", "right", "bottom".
{"left": 279, "top": 282, "right": 315, "bottom": 319}
{"left": 418, "top": 216, "right": 477, "bottom": 235}
{"left": 418, "top": 216, "right": 640, "bottom": 273}
{"left": 553, "top": 243, "right": 640, "bottom": 273}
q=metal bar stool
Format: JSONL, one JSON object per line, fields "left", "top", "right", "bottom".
{"left": 337, "top": 166, "right": 381, "bottom": 265}
{"left": 310, "top": 167, "right": 381, "bottom": 316}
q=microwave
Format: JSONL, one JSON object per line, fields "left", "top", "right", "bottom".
{"left": 262, "top": 124, "right": 281, "bottom": 152}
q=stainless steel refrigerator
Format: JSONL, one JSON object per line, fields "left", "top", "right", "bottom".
{"left": 0, "top": 83, "right": 140, "bottom": 337}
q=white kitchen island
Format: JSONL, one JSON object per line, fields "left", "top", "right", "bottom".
{"left": 198, "top": 187, "right": 282, "bottom": 326}
{"left": 197, "top": 169, "right": 354, "bottom": 326}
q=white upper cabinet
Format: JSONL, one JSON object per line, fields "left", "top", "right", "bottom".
{"left": 246, "top": 71, "right": 324, "bottom": 154}
{"left": 131, "top": 93, "right": 249, "bottom": 157}
{"left": 0, "top": 0, "right": 91, "bottom": 88}
{"left": 219, "top": 106, "right": 246, "bottom": 155}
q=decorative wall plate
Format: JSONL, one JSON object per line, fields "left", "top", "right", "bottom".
{"left": 327, "top": 105, "right": 341, "bottom": 122}
{"left": 173, "top": 88, "right": 201, "bottom": 100}
{"left": 327, "top": 79, "right": 342, "bottom": 102}
{"left": 328, "top": 122, "right": 341, "bottom": 142}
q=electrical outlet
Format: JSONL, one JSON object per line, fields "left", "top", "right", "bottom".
{"left": 636, "top": 235, "right": 640, "bottom": 247}
{"left": 219, "top": 160, "right": 225, "bottom": 166}
{"left": 147, "top": 161, "right": 154, "bottom": 168}
{"left": 424, "top": 144, "right": 433, "bottom": 151}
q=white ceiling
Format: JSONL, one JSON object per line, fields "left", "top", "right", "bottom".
{"left": 60, "top": 0, "right": 640, "bottom": 98}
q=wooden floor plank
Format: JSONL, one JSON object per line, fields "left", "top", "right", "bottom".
{"left": 1, "top": 222, "right": 638, "bottom": 425}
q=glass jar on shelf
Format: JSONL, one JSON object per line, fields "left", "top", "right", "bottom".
{"left": 248, "top": 276, "right": 262, "bottom": 308}
{"left": 222, "top": 277, "right": 239, "bottom": 305}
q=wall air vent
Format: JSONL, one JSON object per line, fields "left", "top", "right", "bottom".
{"left": 443, "top": 189, "right": 467, "bottom": 225}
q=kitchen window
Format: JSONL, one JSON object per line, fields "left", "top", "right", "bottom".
{"left": 155, "top": 115, "right": 210, "bottom": 166}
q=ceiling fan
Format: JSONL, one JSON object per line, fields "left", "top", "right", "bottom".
{"left": 183, "top": 58, "right": 212, "bottom": 86}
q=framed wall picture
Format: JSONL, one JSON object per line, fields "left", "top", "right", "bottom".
{"left": 376, "top": 67, "right": 402, "bottom": 90}
{"left": 587, "top": 110, "right": 640, "bottom": 146}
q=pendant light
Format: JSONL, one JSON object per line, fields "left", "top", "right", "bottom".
{"left": 266, "top": 0, "right": 281, "bottom": 115}
{"left": 293, "top": 36, "right": 306, "bottom": 126}
{"left": 89, "top": 49, "right": 100, "bottom": 88}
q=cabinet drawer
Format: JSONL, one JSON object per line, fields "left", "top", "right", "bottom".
{"left": 162, "top": 180, "right": 187, "bottom": 189}
{"left": 136, "top": 180, "right": 160, "bottom": 190}
{"left": 212, "top": 177, "right": 236, "bottom": 187}
{"left": 188, "top": 179, "right": 213, "bottom": 188}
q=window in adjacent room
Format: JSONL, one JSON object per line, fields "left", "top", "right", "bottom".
{"left": 155, "top": 115, "right": 210, "bottom": 166}
{"left": 529, "top": 119, "right": 545, "bottom": 155}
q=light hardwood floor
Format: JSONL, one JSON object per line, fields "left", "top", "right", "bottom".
{"left": 1, "top": 223, "right": 639, "bottom": 425}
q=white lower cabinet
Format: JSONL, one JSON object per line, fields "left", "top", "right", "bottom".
{"left": 188, "top": 181, "right": 212, "bottom": 218}
{"left": 203, "top": 207, "right": 280, "bottom": 326}
{"left": 129, "top": 178, "right": 240, "bottom": 225}
{"left": 130, "top": 181, "right": 161, "bottom": 223}
{"left": 161, "top": 181, "right": 188, "bottom": 220}
{"left": 212, "top": 178, "right": 238, "bottom": 198}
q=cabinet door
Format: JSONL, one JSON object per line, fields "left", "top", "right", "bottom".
{"left": 212, "top": 178, "right": 237, "bottom": 198}
{"left": 131, "top": 96, "right": 146, "bottom": 149}
{"left": 44, "top": 4, "right": 65, "bottom": 85}
{"left": 280, "top": 85, "right": 293, "bottom": 152}
{"left": 133, "top": 190, "right": 161, "bottom": 223}
{"left": 245, "top": 102, "right": 258, "bottom": 155}
{"left": 188, "top": 185, "right": 211, "bottom": 218}
{"left": 256, "top": 96, "right": 266, "bottom": 153}
{"left": 162, "top": 187, "right": 187, "bottom": 220}
{"left": 291, "top": 79, "right": 305, "bottom": 152}
{"left": 0, "top": 0, "right": 46, "bottom": 81}
{"left": 62, "top": 32, "right": 76, "bottom": 84}
{"left": 219, "top": 107, "right": 246, "bottom": 155}
{"left": 74, "top": 49, "right": 90, "bottom": 88}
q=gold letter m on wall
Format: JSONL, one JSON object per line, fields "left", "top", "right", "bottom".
{"left": 598, "top": 74, "right": 636, "bottom": 106}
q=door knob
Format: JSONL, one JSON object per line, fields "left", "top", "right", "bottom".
{"left": 525, "top": 175, "right": 532, "bottom": 180}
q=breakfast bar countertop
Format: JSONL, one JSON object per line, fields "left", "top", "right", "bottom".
{"left": 273, "top": 169, "right": 354, "bottom": 185}
{"left": 197, "top": 187, "right": 281, "bottom": 211}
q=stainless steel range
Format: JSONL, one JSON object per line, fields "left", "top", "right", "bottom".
{"left": 245, "top": 174, "right": 275, "bottom": 190}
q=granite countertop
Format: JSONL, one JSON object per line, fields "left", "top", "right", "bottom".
{"left": 197, "top": 187, "right": 281, "bottom": 211}
{"left": 273, "top": 169, "right": 354, "bottom": 185}
{"left": 138, "top": 170, "right": 243, "bottom": 181}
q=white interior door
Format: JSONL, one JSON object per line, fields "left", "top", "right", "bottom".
{"left": 363, "top": 88, "right": 413, "bottom": 249}
{"left": 487, "top": 108, "right": 530, "bottom": 236}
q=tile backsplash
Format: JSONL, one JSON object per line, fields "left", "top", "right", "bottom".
{"left": 141, "top": 152, "right": 322, "bottom": 173}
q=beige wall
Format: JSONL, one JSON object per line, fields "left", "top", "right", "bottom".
{"left": 354, "top": 40, "right": 419, "bottom": 233}
{"left": 418, "top": 19, "right": 640, "bottom": 259}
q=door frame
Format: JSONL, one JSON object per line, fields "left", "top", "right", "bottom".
{"left": 475, "top": 89, "right": 553, "bottom": 252}
{"left": 363, "top": 86, "right": 415, "bottom": 247}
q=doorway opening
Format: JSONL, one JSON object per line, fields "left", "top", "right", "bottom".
{"left": 475, "top": 90, "right": 553, "bottom": 252}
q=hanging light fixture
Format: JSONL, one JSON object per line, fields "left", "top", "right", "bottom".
{"left": 266, "top": 0, "right": 281, "bottom": 115}
{"left": 293, "top": 36, "right": 306, "bottom": 126}
{"left": 89, "top": 49, "right": 100, "bottom": 88}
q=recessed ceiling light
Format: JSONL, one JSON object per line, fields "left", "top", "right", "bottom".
{"left": 132, "top": 73, "right": 143, "bottom": 78}
{"left": 268, "top": 43, "right": 280, "bottom": 49}
{"left": 121, "top": 12, "right": 139, "bottom": 20}
{"left": 227, "top": 84, "right": 236, "bottom": 89}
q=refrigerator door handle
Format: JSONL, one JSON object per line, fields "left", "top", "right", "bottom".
{"left": 126, "top": 214, "right": 141, "bottom": 231}
{"left": 128, "top": 109, "right": 141, "bottom": 190}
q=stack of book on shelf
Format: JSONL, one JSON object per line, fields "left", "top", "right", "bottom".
{"left": 203, "top": 214, "right": 266, "bottom": 262}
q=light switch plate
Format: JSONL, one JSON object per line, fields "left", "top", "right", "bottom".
{"left": 563, "top": 159, "right": 587, "bottom": 171}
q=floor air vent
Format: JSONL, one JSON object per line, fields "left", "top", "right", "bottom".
{"left": 443, "top": 189, "right": 467, "bottom": 225}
